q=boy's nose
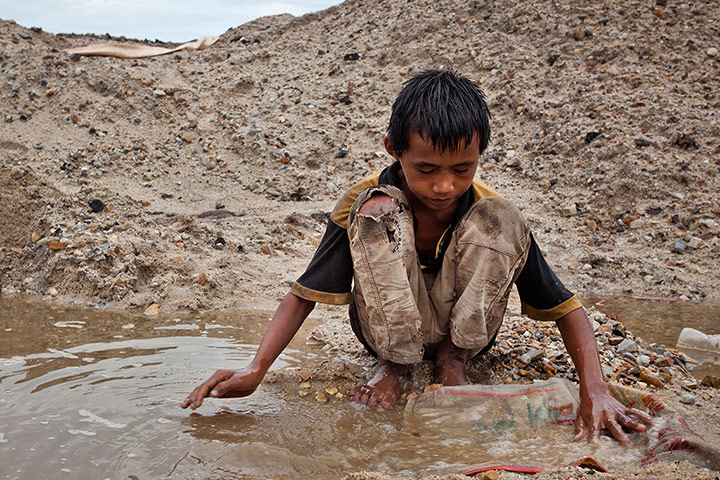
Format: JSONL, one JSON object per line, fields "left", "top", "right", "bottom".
{"left": 433, "top": 177, "right": 454, "bottom": 194}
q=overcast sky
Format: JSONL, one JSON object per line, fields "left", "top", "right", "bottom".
{"left": 0, "top": 0, "right": 341, "bottom": 42}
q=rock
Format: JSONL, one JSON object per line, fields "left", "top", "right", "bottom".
{"left": 480, "top": 471, "right": 500, "bottom": 480}
{"left": 144, "top": 303, "right": 160, "bottom": 316}
{"left": 616, "top": 339, "right": 638, "bottom": 354}
{"left": 153, "top": 89, "right": 166, "bottom": 97}
{"left": 343, "top": 52, "right": 360, "bottom": 61}
{"left": 708, "top": 47, "right": 718, "bottom": 57}
{"left": 585, "top": 131, "right": 601, "bottom": 144}
{"left": 181, "top": 132, "right": 196, "bottom": 143}
{"left": 639, "top": 368, "right": 664, "bottom": 388}
{"left": 672, "top": 239, "right": 687, "bottom": 254}
{"left": 637, "top": 354, "right": 651, "bottom": 367}
{"left": 198, "top": 272, "right": 207, "bottom": 286}
{"left": 31, "top": 232, "right": 40, "bottom": 243}
{"left": 701, "top": 375, "right": 720, "bottom": 389}
{"left": 519, "top": 348, "right": 544, "bottom": 364}
{"left": 88, "top": 199, "right": 105, "bottom": 213}
{"left": 47, "top": 287, "right": 58, "bottom": 297}
{"left": 315, "top": 392, "right": 328, "bottom": 402}
{"left": 561, "top": 203, "right": 578, "bottom": 217}
{"left": 653, "top": 356, "right": 674, "bottom": 367}
{"left": 679, "top": 393, "right": 696, "bottom": 405}
{"left": 215, "top": 202, "right": 225, "bottom": 210}
{"left": 687, "top": 237, "right": 701, "bottom": 249}
{"left": 635, "top": 138, "right": 652, "bottom": 147}
{"left": 49, "top": 240, "right": 68, "bottom": 251}
{"left": 213, "top": 237, "right": 226, "bottom": 249}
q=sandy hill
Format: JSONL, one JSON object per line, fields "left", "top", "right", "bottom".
{"left": 0, "top": 0, "right": 718, "bottom": 312}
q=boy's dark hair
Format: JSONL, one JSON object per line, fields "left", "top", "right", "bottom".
{"left": 387, "top": 70, "right": 491, "bottom": 157}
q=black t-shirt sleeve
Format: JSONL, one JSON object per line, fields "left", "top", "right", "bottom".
{"left": 290, "top": 220, "right": 354, "bottom": 305}
{"left": 515, "top": 233, "right": 583, "bottom": 320}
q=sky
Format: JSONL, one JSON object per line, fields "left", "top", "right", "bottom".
{"left": 0, "top": 0, "right": 341, "bottom": 42}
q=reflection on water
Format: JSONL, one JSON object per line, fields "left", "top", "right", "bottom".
{"left": 1, "top": 295, "right": 650, "bottom": 479}
{"left": 585, "top": 295, "right": 720, "bottom": 378}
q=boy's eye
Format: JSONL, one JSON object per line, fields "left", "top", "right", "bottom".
{"left": 417, "top": 168, "right": 434, "bottom": 174}
{"left": 454, "top": 168, "right": 470, "bottom": 174}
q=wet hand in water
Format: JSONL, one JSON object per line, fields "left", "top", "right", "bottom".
{"left": 574, "top": 390, "right": 653, "bottom": 443}
{"left": 181, "top": 368, "right": 261, "bottom": 410}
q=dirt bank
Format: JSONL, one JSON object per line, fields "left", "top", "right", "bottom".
{"left": 1, "top": 0, "right": 719, "bottom": 478}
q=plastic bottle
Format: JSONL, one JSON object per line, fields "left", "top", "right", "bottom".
{"left": 676, "top": 327, "right": 720, "bottom": 353}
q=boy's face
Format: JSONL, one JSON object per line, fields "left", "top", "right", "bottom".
{"left": 385, "top": 132, "right": 479, "bottom": 212}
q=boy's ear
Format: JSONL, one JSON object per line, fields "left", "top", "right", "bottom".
{"left": 383, "top": 135, "right": 399, "bottom": 160}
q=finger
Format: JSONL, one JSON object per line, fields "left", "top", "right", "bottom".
{"left": 628, "top": 408, "right": 653, "bottom": 425}
{"left": 587, "top": 420, "right": 601, "bottom": 443}
{"left": 618, "top": 413, "right": 646, "bottom": 433}
{"left": 573, "top": 415, "right": 585, "bottom": 442}
{"left": 606, "top": 418, "right": 630, "bottom": 444}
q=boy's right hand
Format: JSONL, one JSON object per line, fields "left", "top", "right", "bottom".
{"left": 181, "top": 368, "right": 262, "bottom": 410}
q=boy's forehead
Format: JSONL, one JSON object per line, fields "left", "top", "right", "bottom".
{"left": 408, "top": 130, "right": 479, "bottom": 153}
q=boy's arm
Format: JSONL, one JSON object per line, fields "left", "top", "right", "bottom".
{"left": 181, "top": 292, "right": 316, "bottom": 410}
{"left": 555, "top": 307, "right": 652, "bottom": 443}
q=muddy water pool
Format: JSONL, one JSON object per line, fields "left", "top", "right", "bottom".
{"left": 0, "top": 296, "right": 682, "bottom": 479}
{"left": 585, "top": 295, "right": 720, "bottom": 378}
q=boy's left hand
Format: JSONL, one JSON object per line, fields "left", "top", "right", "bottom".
{"left": 574, "top": 388, "right": 653, "bottom": 443}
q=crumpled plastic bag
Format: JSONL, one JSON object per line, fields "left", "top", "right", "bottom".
{"left": 66, "top": 36, "right": 219, "bottom": 59}
{"left": 403, "top": 378, "right": 720, "bottom": 474}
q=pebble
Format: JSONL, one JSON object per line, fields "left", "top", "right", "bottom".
{"left": 144, "top": 303, "right": 160, "bottom": 316}
{"left": 616, "top": 338, "right": 638, "bottom": 354}
{"left": 88, "top": 199, "right": 105, "bottom": 213}
{"left": 637, "top": 354, "right": 651, "bottom": 367}
{"left": 679, "top": 393, "right": 696, "bottom": 405}
{"left": 560, "top": 203, "right": 578, "bottom": 217}
{"left": 687, "top": 237, "right": 701, "bottom": 249}
{"left": 708, "top": 47, "right": 718, "bottom": 58}
{"left": 47, "top": 287, "right": 58, "bottom": 297}
{"left": 672, "top": 239, "right": 687, "bottom": 254}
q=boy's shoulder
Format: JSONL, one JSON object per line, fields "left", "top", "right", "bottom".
{"left": 328, "top": 167, "right": 501, "bottom": 229}
{"left": 330, "top": 170, "right": 383, "bottom": 229}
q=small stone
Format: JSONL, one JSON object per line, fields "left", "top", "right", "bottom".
{"left": 215, "top": 202, "right": 225, "bottom": 210}
{"left": 315, "top": 392, "right": 328, "bottom": 403}
{"left": 637, "top": 354, "right": 651, "bottom": 367}
{"left": 325, "top": 387, "right": 338, "bottom": 396}
{"left": 616, "top": 339, "right": 638, "bottom": 354}
{"left": 45, "top": 87, "right": 58, "bottom": 96}
{"left": 687, "top": 237, "right": 701, "bottom": 249}
{"left": 198, "top": 272, "right": 207, "bottom": 286}
{"left": 261, "top": 245, "right": 272, "bottom": 255}
{"left": 88, "top": 199, "right": 105, "bottom": 213}
{"left": 298, "top": 390, "right": 310, "bottom": 397}
{"left": 561, "top": 203, "right": 578, "bottom": 217}
{"left": 639, "top": 368, "right": 664, "bottom": 388}
{"left": 153, "top": 89, "right": 166, "bottom": 97}
{"left": 49, "top": 240, "right": 68, "bottom": 251}
{"left": 707, "top": 47, "right": 718, "bottom": 57}
{"left": 47, "top": 287, "right": 58, "bottom": 297}
{"left": 672, "top": 239, "right": 687, "bottom": 254}
{"left": 519, "top": 348, "right": 544, "bottom": 364}
{"left": 181, "top": 132, "right": 196, "bottom": 143}
{"left": 653, "top": 356, "right": 674, "bottom": 367}
{"left": 144, "top": 303, "right": 160, "bottom": 316}
{"left": 679, "top": 393, "right": 696, "bottom": 405}
{"left": 701, "top": 375, "right": 720, "bottom": 389}
{"left": 31, "top": 232, "right": 40, "bottom": 243}
{"left": 213, "top": 237, "right": 226, "bottom": 249}
{"left": 480, "top": 471, "right": 500, "bottom": 480}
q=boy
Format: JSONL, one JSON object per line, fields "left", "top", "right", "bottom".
{"left": 182, "top": 70, "right": 651, "bottom": 443}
